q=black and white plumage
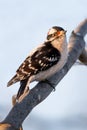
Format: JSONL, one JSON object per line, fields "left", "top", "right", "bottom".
{"left": 7, "top": 26, "right": 67, "bottom": 99}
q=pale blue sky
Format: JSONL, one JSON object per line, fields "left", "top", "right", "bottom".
{"left": 0, "top": 0, "right": 87, "bottom": 129}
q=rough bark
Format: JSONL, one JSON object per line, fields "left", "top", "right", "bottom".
{"left": 0, "top": 18, "right": 87, "bottom": 130}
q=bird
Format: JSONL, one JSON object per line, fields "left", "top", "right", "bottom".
{"left": 7, "top": 26, "right": 67, "bottom": 100}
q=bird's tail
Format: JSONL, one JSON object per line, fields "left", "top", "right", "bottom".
{"left": 16, "top": 78, "right": 29, "bottom": 99}
{"left": 7, "top": 74, "right": 19, "bottom": 87}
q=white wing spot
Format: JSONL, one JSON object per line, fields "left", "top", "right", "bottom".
{"left": 28, "top": 64, "right": 31, "bottom": 67}
{"left": 39, "top": 60, "right": 42, "bottom": 64}
{"left": 40, "top": 63, "right": 44, "bottom": 66}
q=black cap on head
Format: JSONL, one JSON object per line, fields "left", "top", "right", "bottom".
{"left": 52, "top": 26, "right": 64, "bottom": 31}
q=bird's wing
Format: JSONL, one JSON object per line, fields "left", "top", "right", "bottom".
{"left": 7, "top": 42, "right": 61, "bottom": 87}
{"left": 16, "top": 42, "right": 61, "bottom": 80}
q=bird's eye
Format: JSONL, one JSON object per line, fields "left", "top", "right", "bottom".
{"left": 47, "top": 32, "right": 58, "bottom": 40}
{"left": 47, "top": 34, "right": 52, "bottom": 40}
{"left": 52, "top": 32, "right": 57, "bottom": 37}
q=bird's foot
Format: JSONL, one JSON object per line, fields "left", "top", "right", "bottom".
{"left": 41, "top": 79, "right": 56, "bottom": 91}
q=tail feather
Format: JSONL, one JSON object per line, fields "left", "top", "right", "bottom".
{"left": 16, "top": 78, "right": 29, "bottom": 99}
{"left": 7, "top": 75, "right": 29, "bottom": 100}
{"left": 7, "top": 74, "right": 19, "bottom": 87}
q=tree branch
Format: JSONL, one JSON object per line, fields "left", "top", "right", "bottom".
{"left": 0, "top": 18, "right": 87, "bottom": 130}
{"left": 79, "top": 48, "right": 87, "bottom": 65}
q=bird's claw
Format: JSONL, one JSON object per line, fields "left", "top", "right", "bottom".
{"left": 41, "top": 79, "right": 56, "bottom": 91}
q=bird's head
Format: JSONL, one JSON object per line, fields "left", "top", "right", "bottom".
{"left": 46, "top": 26, "right": 67, "bottom": 42}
